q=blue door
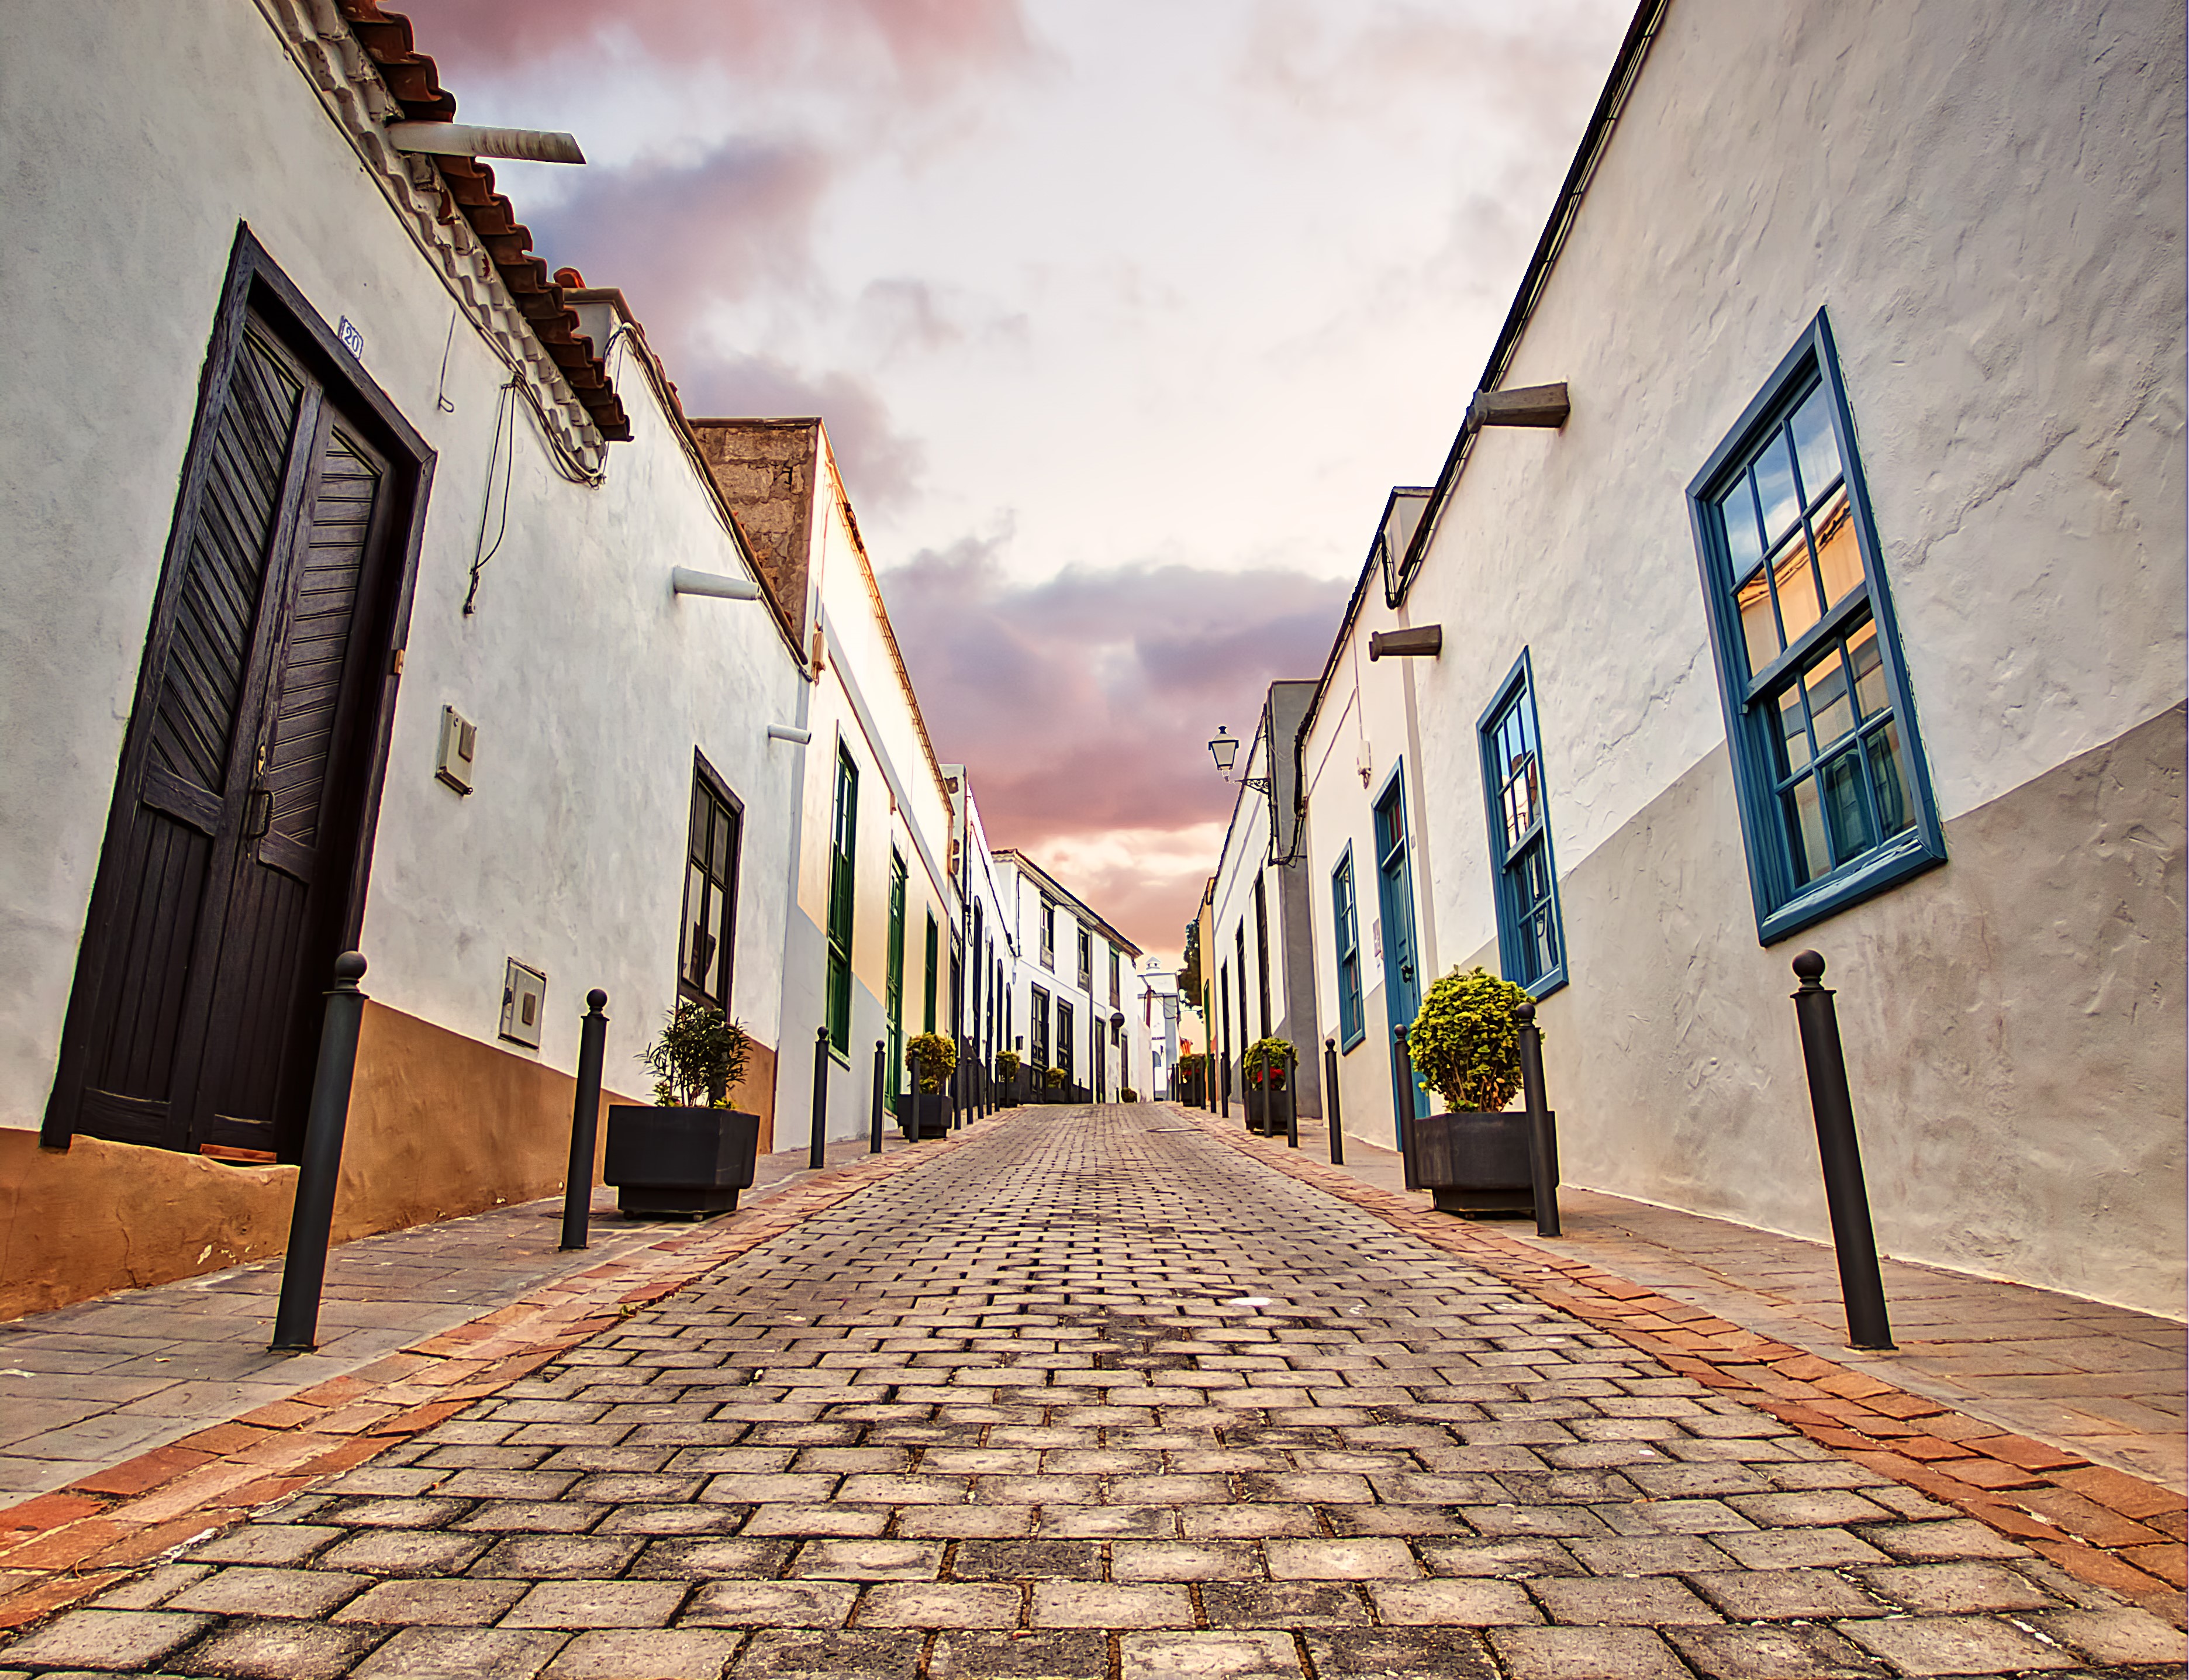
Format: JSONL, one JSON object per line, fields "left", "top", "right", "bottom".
{"left": 1375, "top": 775, "right": 1432, "bottom": 1126}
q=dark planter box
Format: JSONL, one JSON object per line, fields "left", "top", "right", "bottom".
{"left": 1042, "top": 1084, "right": 1071, "bottom": 1103}
{"left": 1244, "top": 1084, "right": 1288, "bottom": 1134}
{"left": 604, "top": 1106, "right": 761, "bottom": 1217}
{"left": 902, "top": 1090, "right": 950, "bottom": 1139}
{"left": 1411, "top": 1110, "right": 1550, "bottom": 1216}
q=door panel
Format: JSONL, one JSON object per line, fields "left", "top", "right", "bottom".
{"left": 57, "top": 313, "right": 399, "bottom": 1160}
{"left": 1375, "top": 780, "right": 1431, "bottom": 1123}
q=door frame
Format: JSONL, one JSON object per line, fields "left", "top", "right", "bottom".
{"left": 1372, "top": 762, "right": 1430, "bottom": 1125}
{"left": 43, "top": 224, "right": 436, "bottom": 1153}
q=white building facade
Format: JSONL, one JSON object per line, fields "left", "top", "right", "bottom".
{"left": 1293, "top": 0, "right": 2185, "bottom": 1316}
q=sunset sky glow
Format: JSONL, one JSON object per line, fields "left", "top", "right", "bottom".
{"left": 405, "top": 0, "right": 1635, "bottom": 964}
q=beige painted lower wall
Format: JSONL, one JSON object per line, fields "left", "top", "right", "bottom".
{"left": 0, "top": 1001, "right": 779, "bottom": 1320}
{"left": 1527, "top": 702, "right": 2185, "bottom": 1319}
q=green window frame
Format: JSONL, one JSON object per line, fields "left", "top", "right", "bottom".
{"left": 1331, "top": 846, "right": 1362, "bottom": 1048}
{"left": 885, "top": 851, "right": 906, "bottom": 1106}
{"left": 824, "top": 746, "right": 857, "bottom": 1057}
{"left": 1688, "top": 311, "right": 1946, "bottom": 943}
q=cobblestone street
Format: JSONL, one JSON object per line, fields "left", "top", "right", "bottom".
{"left": 4, "top": 1108, "right": 2177, "bottom": 1680}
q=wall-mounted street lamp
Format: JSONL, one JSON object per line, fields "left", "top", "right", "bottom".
{"left": 1207, "top": 726, "right": 1272, "bottom": 794}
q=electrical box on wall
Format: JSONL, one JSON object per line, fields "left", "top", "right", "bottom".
{"left": 437, "top": 706, "right": 477, "bottom": 794}
{"left": 500, "top": 958, "right": 547, "bottom": 1048}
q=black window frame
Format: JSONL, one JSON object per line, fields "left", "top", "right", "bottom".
{"left": 677, "top": 752, "right": 744, "bottom": 1010}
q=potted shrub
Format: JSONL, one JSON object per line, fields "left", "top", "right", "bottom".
{"left": 1406, "top": 967, "right": 1542, "bottom": 1216}
{"left": 994, "top": 1048, "right": 1021, "bottom": 1105}
{"left": 1044, "top": 1064, "right": 1070, "bottom": 1103}
{"left": 904, "top": 1032, "right": 957, "bottom": 1139}
{"left": 1120, "top": 1085, "right": 1138, "bottom": 1103}
{"left": 605, "top": 1001, "right": 760, "bottom": 1217}
{"left": 1242, "top": 1036, "right": 1292, "bottom": 1134}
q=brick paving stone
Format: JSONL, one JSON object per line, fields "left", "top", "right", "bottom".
{"left": 1369, "top": 1578, "right": 1539, "bottom": 1624}
{"left": 0, "top": 1609, "right": 213, "bottom": 1670}
{"left": 1117, "top": 1630, "right": 1302, "bottom": 1678}
{"left": 1199, "top": 1582, "right": 1372, "bottom": 1626}
{"left": 926, "top": 1630, "right": 1109, "bottom": 1678}
{"left": 2029, "top": 1606, "right": 2189, "bottom": 1666}
{"left": 1109, "top": 1540, "right": 1256, "bottom": 1581}
{"left": 728, "top": 1629, "right": 921, "bottom": 1676}
{"left": 1835, "top": 1612, "right": 2081, "bottom": 1674}
{"left": 349, "top": 1625, "right": 568, "bottom": 1679}
{"left": 180, "top": 1620, "right": 389, "bottom": 1679}
{"left": 542, "top": 1628, "right": 744, "bottom": 1678}
{"left": 1304, "top": 1627, "right": 1498, "bottom": 1677}
{"left": 1685, "top": 1568, "right": 1890, "bottom": 1621}
{"left": 316, "top": 1529, "right": 495, "bottom": 1575}
{"left": 1489, "top": 1624, "right": 1692, "bottom": 1679}
{"left": 501, "top": 1579, "right": 689, "bottom": 1628}
{"left": 681, "top": 1581, "right": 856, "bottom": 1627}
{"left": 1030, "top": 1581, "right": 1194, "bottom": 1627}
{"left": 1666, "top": 1623, "right": 1888, "bottom": 1679}
{"left": 854, "top": 1582, "right": 1020, "bottom": 1627}
{"left": 5, "top": 1109, "right": 2177, "bottom": 1677}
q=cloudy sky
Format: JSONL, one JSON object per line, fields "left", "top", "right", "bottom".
{"left": 408, "top": 0, "right": 1636, "bottom": 963}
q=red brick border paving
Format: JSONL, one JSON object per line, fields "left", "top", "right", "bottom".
{"left": 0, "top": 1115, "right": 1013, "bottom": 1631}
{"left": 1178, "top": 1106, "right": 2189, "bottom": 1628}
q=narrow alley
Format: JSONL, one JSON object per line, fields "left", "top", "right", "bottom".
{"left": 3, "top": 1106, "right": 2174, "bottom": 1679}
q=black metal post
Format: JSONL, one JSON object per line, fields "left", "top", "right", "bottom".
{"left": 809, "top": 1027, "right": 830, "bottom": 1170}
{"left": 1515, "top": 1000, "right": 1560, "bottom": 1239}
{"left": 1285, "top": 1044, "right": 1299, "bottom": 1148}
{"left": 1790, "top": 953, "right": 1895, "bottom": 1350}
{"left": 270, "top": 953, "right": 369, "bottom": 1351}
{"left": 559, "top": 989, "right": 610, "bottom": 1251}
{"left": 869, "top": 1040, "right": 886, "bottom": 1153}
{"left": 1393, "top": 1024, "right": 1418, "bottom": 1191}
{"left": 1324, "top": 1037, "right": 1345, "bottom": 1165}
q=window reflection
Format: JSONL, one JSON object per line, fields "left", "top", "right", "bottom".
{"left": 1812, "top": 491, "right": 1862, "bottom": 606}
{"left": 1738, "top": 570, "right": 1777, "bottom": 672}
{"left": 1772, "top": 532, "right": 1822, "bottom": 644}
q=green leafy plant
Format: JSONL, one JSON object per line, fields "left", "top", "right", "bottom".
{"left": 995, "top": 1048, "right": 1021, "bottom": 1078}
{"left": 1044, "top": 1064, "right": 1069, "bottom": 1088}
{"left": 638, "top": 1000, "right": 750, "bottom": 1108}
{"left": 1173, "top": 1051, "right": 1204, "bottom": 1075}
{"left": 907, "top": 1032, "right": 958, "bottom": 1092}
{"left": 1408, "top": 966, "right": 1529, "bottom": 1113}
{"left": 1120, "top": 1085, "right": 1138, "bottom": 1102}
{"left": 1242, "top": 1036, "right": 1293, "bottom": 1087}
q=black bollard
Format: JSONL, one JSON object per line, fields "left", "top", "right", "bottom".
{"left": 1394, "top": 1024, "right": 1418, "bottom": 1191}
{"left": 271, "top": 953, "right": 370, "bottom": 1352}
{"left": 869, "top": 1040, "right": 886, "bottom": 1154}
{"left": 1515, "top": 1000, "right": 1561, "bottom": 1239}
{"left": 1324, "top": 1037, "right": 1345, "bottom": 1165}
{"left": 809, "top": 1027, "right": 830, "bottom": 1170}
{"left": 1790, "top": 953, "right": 1895, "bottom": 1350}
{"left": 1285, "top": 1044, "right": 1300, "bottom": 1149}
{"left": 559, "top": 990, "right": 610, "bottom": 1250}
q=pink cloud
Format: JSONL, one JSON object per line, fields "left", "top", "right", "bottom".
{"left": 398, "top": 0, "right": 1033, "bottom": 95}
{"left": 878, "top": 537, "right": 1348, "bottom": 951}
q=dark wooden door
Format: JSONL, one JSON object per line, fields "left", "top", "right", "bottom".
{"left": 57, "top": 317, "right": 395, "bottom": 1158}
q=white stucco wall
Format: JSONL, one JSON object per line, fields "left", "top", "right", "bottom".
{"left": 1356, "top": 0, "right": 2184, "bottom": 1310}
{"left": 0, "top": 0, "right": 809, "bottom": 1126}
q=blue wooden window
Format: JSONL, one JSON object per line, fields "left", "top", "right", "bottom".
{"left": 1689, "top": 312, "right": 1946, "bottom": 943}
{"left": 1476, "top": 652, "right": 1567, "bottom": 996}
{"left": 1331, "top": 847, "right": 1363, "bottom": 1048}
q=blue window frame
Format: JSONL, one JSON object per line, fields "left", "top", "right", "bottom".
{"left": 1331, "top": 847, "right": 1363, "bottom": 1049}
{"left": 1476, "top": 651, "right": 1567, "bottom": 996}
{"left": 1689, "top": 311, "right": 1945, "bottom": 944}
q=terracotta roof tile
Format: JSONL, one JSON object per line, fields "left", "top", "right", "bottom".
{"left": 336, "top": 1, "right": 630, "bottom": 441}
